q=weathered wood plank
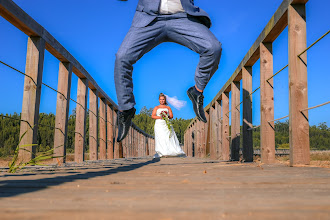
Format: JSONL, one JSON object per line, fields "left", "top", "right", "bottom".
{"left": 113, "top": 111, "right": 119, "bottom": 159}
{"left": 260, "top": 42, "right": 275, "bottom": 164}
{"left": 222, "top": 92, "right": 230, "bottom": 161}
{"left": 74, "top": 78, "right": 88, "bottom": 163}
{"left": 215, "top": 100, "right": 222, "bottom": 159}
{"left": 242, "top": 66, "right": 253, "bottom": 162}
{"left": 231, "top": 82, "right": 241, "bottom": 161}
{"left": 19, "top": 37, "right": 45, "bottom": 162}
{"left": 89, "top": 89, "right": 99, "bottom": 161}
{"left": 288, "top": 3, "right": 310, "bottom": 166}
{"left": 106, "top": 105, "right": 114, "bottom": 159}
{"left": 53, "top": 62, "right": 72, "bottom": 163}
{"left": 209, "top": 106, "right": 217, "bottom": 160}
{"left": 99, "top": 98, "right": 107, "bottom": 160}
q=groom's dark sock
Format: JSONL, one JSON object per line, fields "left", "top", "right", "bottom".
{"left": 192, "top": 86, "right": 202, "bottom": 95}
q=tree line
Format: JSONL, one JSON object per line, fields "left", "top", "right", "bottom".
{"left": 1, "top": 109, "right": 329, "bottom": 157}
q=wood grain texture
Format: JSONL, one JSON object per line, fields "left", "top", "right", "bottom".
{"left": 209, "top": 106, "right": 217, "bottom": 160}
{"left": 54, "top": 62, "right": 72, "bottom": 163}
{"left": 74, "top": 78, "right": 88, "bottom": 163}
{"left": 106, "top": 105, "right": 114, "bottom": 159}
{"left": 89, "top": 89, "right": 99, "bottom": 161}
{"left": 231, "top": 82, "right": 241, "bottom": 161}
{"left": 242, "top": 66, "right": 253, "bottom": 162}
{"left": 260, "top": 42, "right": 275, "bottom": 164}
{"left": 113, "top": 111, "right": 119, "bottom": 159}
{"left": 288, "top": 3, "right": 310, "bottom": 166}
{"left": 215, "top": 100, "right": 222, "bottom": 159}
{"left": 221, "top": 92, "right": 230, "bottom": 161}
{"left": 19, "top": 37, "right": 45, "bottom": 162}
{"left": 99, "top": 98, "right": 107, "bottom": 160}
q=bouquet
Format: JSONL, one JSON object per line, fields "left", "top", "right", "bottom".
{"left": 160, "top": 110, "right": 173, "bottom": 138}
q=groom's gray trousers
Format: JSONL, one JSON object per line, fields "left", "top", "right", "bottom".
{"left": 114, "top": 12, "right": 222, "bottom": 111}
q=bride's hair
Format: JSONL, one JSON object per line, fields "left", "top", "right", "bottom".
{"left": 159, "top": 93, "right": 167, "bottom": 105}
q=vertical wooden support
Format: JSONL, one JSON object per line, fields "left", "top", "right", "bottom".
{"left": 137, "top": 132, "right": 141, "bottom": 157}
{"left": 222, "top": 92, "right": 230, "bottom": 161}
{"left": 288, "top": 3, "right": 310, "bottom": 166}
{"left": 127, "top": 127, "right": 132, "bottom": 158}
{"left": 74, "top": 78, "right": 88, "bottom": 163}
{"left": 89, "top": 89, "right": 99, "bottom": 161}
{"left": 131, "top": 128, "right": 135, "bottom": 156}
{"left": 210, "top": 106, "right": 217, "bottom": 159}
{"left": 231, "top": 81, "right": 241, "bottom": 161}
{"left": 53, "top": 62, "right": 72, "bottom": 163}
{"left": 119, "top": 142, "right": 123, "bottom": 158}
{"left": 242, "top": 66, "right": 253, "bottom": 162}
{"left": 196, "top": 120, "right": 200, "bottom": 157}
{"left": 204, "top": 112, "right": 210, "bottom": 157}
{"left": 190, "top": 126, "right": 193, "bottom": 157}
{"left": 113, "top": 110, "right": 120, "bottom": 159}
{"left": 107, "top": 105, "right": 114, "bottom": 159}
{"left": 99, "top": 98, "right": 107, "bottom": 160}
{"left": 260, "top": 42, "right": 275, "bottom": 164}
{"left": 186, "top": 128, "right": 189, "bottom": 157}
{"left": 19, "top": 37, "right": 45, "bottom": 162}
{"left": 215, "top": 100, "right": 222, "bottom": 159}
{"left": 146, "top": 137, "right": 149, "bottom": 156}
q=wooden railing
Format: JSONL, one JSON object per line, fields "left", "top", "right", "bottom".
{"left": 184, "top": 0, "right": 329, "bottom": 166}
{"left": 0, "top": 0, "right": 155, "bottom": 163}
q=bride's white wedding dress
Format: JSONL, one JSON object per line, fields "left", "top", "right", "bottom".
{"left": 154, "top": 108, "right": 186, "bottom": 157}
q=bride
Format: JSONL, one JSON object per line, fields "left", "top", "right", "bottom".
{"left": 151, "top": 93, "right": 186, "bottom": 158}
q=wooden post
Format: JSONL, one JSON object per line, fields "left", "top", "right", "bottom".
{"left": 89, "top": 89, "right": 99, "bottom": 161}
{"left": 196, "top": 120, "right": 200, "bottom": 158}
{"left": 242, "top": 66, "right": 253, "bottom": 162}
{"left": 260, "top": 42, "right": 275, "bottom": 164}
{"left": 288, "top": 3, "right": 310, "bottom": 166}
{"left": 189, "top": 126, "right": 192, "bottom": 157}
{"left": 113, "top": 110, "right": 120, "bottom": 159}
{"left": 99, "top": 98, "right": 107, "bottom": 160}
{"left": 210, "top": 105, "right": 217, "bottom": 160}
{"left": 74, "top": 78, "right": 88, "bottom": 163}
{"left": 53, "top": 62, "right": 72, "bottom": 163}
{"left": 204, "top": 112, "right": 210, "bottom": 157}
{"left": 107, "top": 105, "right": 114, "bottom": 159}
{"left": 146, "top": 136, "right": 149, "bottom": 156}
{"left": 231, "top": 81, "right": 240, "bottom": 161}
{"left": 19, "top": 37, "right": 45, "bottom": 162}
{"left": 127, "top": 127, "right": 132, "bottom": 158}
{"left": 222, "top": 92, "right": 230, "bottom": 161}
{"left": 119, "top": 142, "right": 124, "bottom": 158}
{"left": 215, "top": 100, "right": 222, "bottom": 159}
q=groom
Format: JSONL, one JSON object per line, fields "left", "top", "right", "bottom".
{"left": 115, "top": 0, "right": 222, "bottom": 142}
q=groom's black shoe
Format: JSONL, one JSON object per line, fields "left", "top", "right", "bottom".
{"left": 116, "top": 107, "right": 136, "bottom": 142}
{"left": 187, "top": 86, "right": 207, "bottom": 123}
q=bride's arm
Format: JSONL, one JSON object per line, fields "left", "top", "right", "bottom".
{"left": 151, "top": 107, "right": 162, "bottom": 119}
{"left": 167, "top": 107, "right": 173, "bottom": 119}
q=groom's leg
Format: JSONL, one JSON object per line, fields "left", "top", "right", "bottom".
{"left": 167, "top": 16, "right": 222, "bottom": 91}
{"left": 114, "top": 21, "right": 166, "bottom": 111}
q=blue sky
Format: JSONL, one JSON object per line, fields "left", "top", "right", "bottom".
{"left": 0, "top": 0, "right": 329, "bottom": 126}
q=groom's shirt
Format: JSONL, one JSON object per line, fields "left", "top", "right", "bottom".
{"left": 159, "top": 0, "right": 185, "bottom": 14}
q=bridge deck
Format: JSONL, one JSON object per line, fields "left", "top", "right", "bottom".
{"left": 1, "top": 158, "right": 330, "bottom": 219}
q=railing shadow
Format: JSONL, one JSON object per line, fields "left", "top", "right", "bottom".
{"left": 0, "top": 158, "right": 160, "bottom": 198}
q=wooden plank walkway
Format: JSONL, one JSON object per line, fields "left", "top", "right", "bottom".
{"left": 0, "top": 157, "right": 330, "bottom": 220}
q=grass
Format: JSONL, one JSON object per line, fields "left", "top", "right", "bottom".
{"left": 7, "top": 129, "right": 63, "bottom": 173}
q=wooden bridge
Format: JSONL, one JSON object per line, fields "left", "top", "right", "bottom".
{"left": 183, "top": 0, "right": 330, "bottom": 167}
{"left": 1, "top": 0, "right": 330, "bottom": 218}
